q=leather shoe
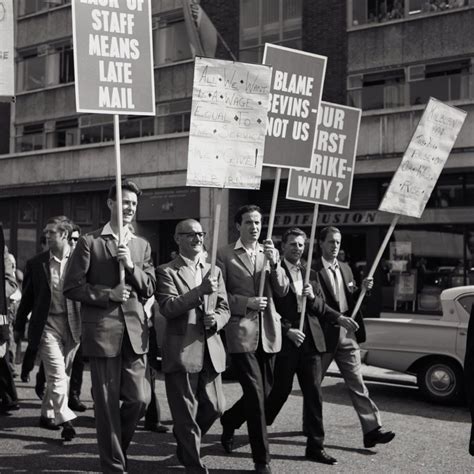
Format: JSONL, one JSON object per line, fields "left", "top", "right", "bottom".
{"left": 363, "top": 427, "right": 395, "bottom": 448}
{"left": 0, "top": 402, "right": 20, "bottom": 413}
{"left": 221, "top": 424, "right": 234, "bottom": 453}
{"left": 144, "top": 422, "right": 169, "bottom": 433}
{"left": 254, "top": 463, "right": 272, "bottom": 473}
{"left": 21, "top": 373, "right": 30, "bottom": 383}
{"left": 39, "top": 416, "right": 60, "bottom": 431}
{"left": 61, "top": 421, "right": 76, "bottom": 441}
{"left": 68, "top": 396, "right": 87, "bottom": 412}
{"left": 305, "top": 448, "right": 338, "bottom": 465}
{"left": 35, "top": 385, "right": 45, "bottom": 400}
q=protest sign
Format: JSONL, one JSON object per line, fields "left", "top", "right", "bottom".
{"left": 0, "top": 0, "right": 14, "bottom": 99}
{"left": 72, "top": 0, "right": 155, "bottom": 115}
{"left": 262, "top": 44, "right": 327, "bottom": 169}
{"left": 379, "top": 98, "right": 466, "bottom": 218}
{"left": 286, "top": 102, "right": 361, "bottom": 208}
{"left": 186, "top": 57, "right": 272, "bottom": 189}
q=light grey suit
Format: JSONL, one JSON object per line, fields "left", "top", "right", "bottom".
{"left": 156, "top": 256, "right": 229, "bottom": 472}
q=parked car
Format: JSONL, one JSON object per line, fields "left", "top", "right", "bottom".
{"left": 361, "top": 286, "right": 474, "bottom": 404}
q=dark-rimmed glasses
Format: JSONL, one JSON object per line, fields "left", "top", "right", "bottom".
{"left": 178, "top": 232, "right": 206, "bottom": 239}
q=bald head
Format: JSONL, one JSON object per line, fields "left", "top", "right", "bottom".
{"left": 174, "top": 219, "right": 205, "bottom": 259}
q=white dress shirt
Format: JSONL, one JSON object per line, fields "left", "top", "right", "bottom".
{"left": 322, "top": 257, "right": 349, "bottom": 313}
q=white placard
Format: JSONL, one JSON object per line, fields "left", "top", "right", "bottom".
{"left": 186, "top": 57, "right": 272, "bottom": 189}
{"left": 0, "top": 0, "right": 15, "bottom": 98}
{"left": 379, "top": 98, "right": 466, "bottom": 218}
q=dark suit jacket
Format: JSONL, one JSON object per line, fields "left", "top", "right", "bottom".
{"left": 274, "top": 261, "right": 340, "bottom": 353}
{"left": 156, "top": 256, "right": 230, "bottom": 374}
{"left": 464, "top": 304, "right": 474, "bottom": 411}
{"left": 63, "top": 227, "right": 156, "bottom": 358}
{"left": 314, "top": 257, "right": 366, "bottom": 353}
{"left": 14, "top": 251, "right": 81, "bottom": 351}
{"left": 217, "top": 242, "right": 289, "bottom": 354}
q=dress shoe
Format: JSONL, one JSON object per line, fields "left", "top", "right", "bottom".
{"left": 68, "top": 396, "right": 87, "bottom": 412}
{"left": 220, "top": 424, "right": 234, "bottom": 453}
{"left": 39, "top": 416, "right": 60, "bottom": 431}
{"left": 363, "top": 427, "right": 395, "bottom": 448}
{"left": 21, "top": 373, "right": 30, "bottom": 383}
{"left": 254, "top": 463, "right": 272, "bottom": 473}
{"left": 305, "top": 448, "right": 338, "bottom": 465}
{"left": 0, "top": 402, "right": 20, "bottom": 413}
{"left": 35, "top": 385, "right": 45, "bottom": 400}
{"left": 144, "top": 422, "right": 169, "bottom": 433}
{"left": 61, "top": 421, "right": 76, "bottom": 441}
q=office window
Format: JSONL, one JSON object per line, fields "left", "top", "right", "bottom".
{"left": 16, "top": 123, "right": 45, "bottom": 152}
{"left": 409, "top": 60, "right": 471, "bottom": 105}
{"left": 20, "top": 0, "right": 69, "bottom": 17}
{"left": 240, "top": 0, "right": 302, "bottom": 63}
{"left": 53, "top": 118, "right": 78, "bottom": 148}
{"left": 152, "top": 12, "right": 193, "bottom": 65}
{"left": 19, "top": 50, "right": 47, "bottom": 91}
{"left": 156, "top": 99, "right": 191, "bottom": 135}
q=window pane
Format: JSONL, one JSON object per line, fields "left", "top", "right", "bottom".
{"left": 240, "top": 0, "right": 260, "bottom": 47}
{"left": 80, "top": 126, "right": 102, "bottom": 144}
{"left": 153, "top": 21, "right": 192, "bottom": 65}
{"left": 23, "top": 55, "right": 46, "bottom": 91}
{"left": 282, "top": 0, "right": 302, "bottom": 39}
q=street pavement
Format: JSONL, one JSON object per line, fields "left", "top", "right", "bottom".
{"left": 0, "top": 362, "right": 472, "bottom": 473}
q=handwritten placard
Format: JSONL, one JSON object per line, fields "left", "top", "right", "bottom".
{"left": 263, "top": 44, "right": 327, "bottom": 169}
{"left": 186, "top": 57, "right": 272, "bottom": 189}
{"left": 286, "top": 102, "right": 361, "bottom": 208}
{"left": 0, "top": 0, "right": 14, "bottom": 99}
{"left": 379, "top": 98, "right": 466, "bottom": 218}
{"left": 72, "top": 0, "right": 155, "bottom": 115}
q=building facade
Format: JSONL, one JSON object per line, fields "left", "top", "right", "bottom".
{"left": 1, "top": 0, "right": 473, "bottom": 317}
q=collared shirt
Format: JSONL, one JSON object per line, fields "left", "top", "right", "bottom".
{"left": 234, "top": 238, "right": 258, "bottom": 266}
{"left": 284, "top": 258, "right": 304, "bottom": 313}
{"left": 322, "top": 256, "right": 349, "bottom": 313}
{"left": 49, "top": 249, "right": 70, "bottom": 315}
{"left": 180, "top": 253, "right": 206, "bottom": 286}
{"left": 101, "top": 222, "right": 136, "bottom": 245}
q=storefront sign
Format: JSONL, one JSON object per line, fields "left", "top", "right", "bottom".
{"left": 262, "top": 44, "right": 327, "bottom": 169}
{"left": 72, "top": 0, "right": 155, "bottom": 115}
{"left": 137, "top": 187, "right": 200, "bottom": 221}
{"left": 0, "top": 0, "right": 14, "bottom": 99}
{"left": 286, "top": 102, "right": 361, "bottom": 208}
{"left": 186, "top": 57, "right": 272, "bottom": 189}
{"left": 379, "top": 98, "right": 466, "bottom": 218}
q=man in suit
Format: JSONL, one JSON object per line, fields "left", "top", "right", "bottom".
{"left": 265, "top": 227, "right": 339, "bottom": 465}
{"left": 63, "top": 180, "right": 156, "bottom": 473}
{"left": 156, "top": 219, "right": 230, "bottom": 473}
{"left": 14, "top": 216, "right": 81, "bottom": 441}
{"left": 464, "top": 303, "right": 474, "bottom": 455}
{"left": 217, "top": 205, "right": 289, "bottom": 474}
{"left": 314, "top": 226, "right": 395, "bottom": 449}
{"left": 0, "top": 230, "right": 19, "bottom": 414}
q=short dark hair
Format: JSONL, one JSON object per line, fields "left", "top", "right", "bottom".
{"left": 108, "top": 180, "right": 142, "bottom": 201}
{"left": 282, "top": 227, "right": 307, "bottom": 244}
{"left": 71, "top": 224, "right": 81, "bottom": 234}
{"left": 46, "top": 215, "right": 73, "bottom": 237}
{"left": 319, "top": 226, "right": 341, "bottom": 243}
{"left": 234, "top": 204, "right": 262, "bottom": 225}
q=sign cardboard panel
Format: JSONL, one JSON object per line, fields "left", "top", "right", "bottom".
{"left": 0, "top": 0, "right": 14, "bottom": 99}
{"left": 72, "top": 0, "right": 155, "bottom": 115}
{"left": 186, "top": 57, "right": 272, "bottom": 189}
{"left": 263, "top": 44, "right": 327, "bottom": 169}
{"left": 286, "top": 102, "right": 361, "bottom": 208}
{"left": 379, "top": 98, "right": 467, "bottom": 218}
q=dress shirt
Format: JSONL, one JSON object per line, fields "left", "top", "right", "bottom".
{"left": 234, "top": 238, "right": 258, "bottom": 266}
{"left": 322, "top": 257, "right": 349, "bottom": 313}
{"left": 49, "top": 249, "right": 70, "bottom": 315}
{"left": 180, "top": 253, "right": 206, "bottom": 324}
{"left": 284, "top": 258, "right": 304, "bottom": 313}
{"left": 101, "top": 222, "right": 136, "bottom": 245}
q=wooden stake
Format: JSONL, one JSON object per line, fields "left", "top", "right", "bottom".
{"left": 113, "top": 114, "right": 125, "bottom": 283}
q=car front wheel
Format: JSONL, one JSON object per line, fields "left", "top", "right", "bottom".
{"left": 417, "top": 358, "right": 464, "bottom": 404}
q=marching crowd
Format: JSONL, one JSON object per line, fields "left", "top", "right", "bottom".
{"left": 0, "top": 179, "right": 396, "bottom": 474}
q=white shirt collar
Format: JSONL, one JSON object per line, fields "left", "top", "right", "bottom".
{"left": 101, "top": 222, "right": 136, "bottom": 242}
{"left": 234, "top": 238, "right": 259, "bottom": 252}
{"left": 322, "top": 256, "right": 338, "bottom": 270}
{"left": 284, "top": 258, "right": 301, "bottom": 273}
{"left": 49, "top": 248, "right": 70, "bottom": 263}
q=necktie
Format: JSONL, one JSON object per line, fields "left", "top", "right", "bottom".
{"left": 329, "top": 263, "right": 340, "bottom": 302}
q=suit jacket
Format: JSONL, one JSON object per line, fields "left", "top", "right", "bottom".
{"left": 156, "top": 256, "right": 230, "bottom": 374}
{"left": 63, "top": 227, "right": 156, "bottom": 358}
{"left": 275, "top": 261, "right": 340, "bottom": 353}
{"left": 216, "top": 242, "right": 289, "bottom": 354}
{"left": 14, "top": 251, "right": 81, "bottom": 351}
{"left": 0, "top": 248, "right": 18, "bottom": 345}
{"left": 314, "top": 257, "right": 366, "bottom": 352}
{"left": 464, "top": 304, "right": 474, "bottom": 409}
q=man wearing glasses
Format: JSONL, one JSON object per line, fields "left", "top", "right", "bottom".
{"left": 156, "top": 219, "right": 230, "bottom": 474}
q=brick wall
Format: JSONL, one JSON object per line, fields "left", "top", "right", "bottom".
{"left": 303, "top": 0, "right": 347, "bottom": 104}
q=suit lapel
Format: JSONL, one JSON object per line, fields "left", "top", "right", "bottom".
{"left": 41, "top": 256, "right": 51, "bottom": 288}
{"left": 235, "top": 247, "right": 255, "bottom": 277}
{"left": 176, "top": 258, "right": 196, "bottom": 292}
{"left": 339, "top": 262, "right": 353, "bottom": 303}
{"left": 317, "top": 258, "right": 339, "bottom": 306}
